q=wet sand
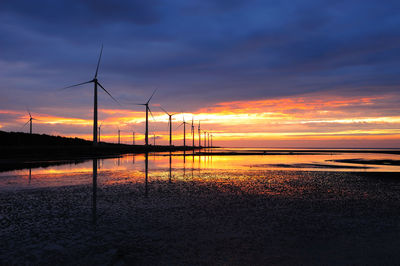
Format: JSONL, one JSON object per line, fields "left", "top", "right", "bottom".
{"left": 330, "top": 158, "right": 400, "bottom": 166}
{"left": 1, "top": 170, "right": 399, "bottom": 265}
{"left": 250, "top": 163, "right": 372, "bottom": 169}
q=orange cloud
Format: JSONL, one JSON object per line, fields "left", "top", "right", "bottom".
{"left": 2, "top": 92, "right": 400, "bottom": 147}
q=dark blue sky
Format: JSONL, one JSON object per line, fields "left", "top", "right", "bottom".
{"left": 1, "top": 0, "right": 400, "bottom": 115}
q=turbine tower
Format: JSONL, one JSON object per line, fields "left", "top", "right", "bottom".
{"left": 177, "top": 115, "right": 189, "bottom": 147}
{"left": 98, "top": 122, "right": 103, "bottom": 143}
{"left": 198, "top": 121, "right": 201, "bottom": 147}
{"left": 160, "top": 106, "right": 175, "bottom": 146}
{"left": 191, "top": 117, "right": 195, "bottom": 148}
{"left": 135, "top": 89, "right": 157, "bottom": 146}
{"left": 118, "top": 127, "right": 121, "bottom": 144}
{"left": 61, "top": 45, "right": 120, "bottom": 145}
{"left": 132, "top": 131, "right": 135, "bottom": 145}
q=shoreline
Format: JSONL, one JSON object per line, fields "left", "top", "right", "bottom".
{"left": 2, "top": 146, "right": 400, "bottom": 172}
{"left": 0, "top": 144, "right": 202, "bottom": 172}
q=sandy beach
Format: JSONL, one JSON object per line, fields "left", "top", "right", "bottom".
{"left": 1, "top": 167, "right": 399, "bottom": 265}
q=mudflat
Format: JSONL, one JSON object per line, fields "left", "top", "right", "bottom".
{"left": 1, "top": 169, "right": 399, "bottom": 265}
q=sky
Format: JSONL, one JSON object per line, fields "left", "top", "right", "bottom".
{"left": 1, "top": 0, "right": 400, "bottom": 147}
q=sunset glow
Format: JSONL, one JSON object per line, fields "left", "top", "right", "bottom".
{"left": 2, "top": 92, "right": 400, "bottom": 147}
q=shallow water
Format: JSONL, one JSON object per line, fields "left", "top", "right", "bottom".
{"left": 1, "top": 149, "right": 400, "bottom": 190}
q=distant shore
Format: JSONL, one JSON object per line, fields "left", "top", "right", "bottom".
{"left": 0, "top": 144, "right": 204, "bottom": 172}
{"left": 0, "top": 130, "right": 204, "bottom": 171}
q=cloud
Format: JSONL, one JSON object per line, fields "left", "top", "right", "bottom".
{"left": 1, "top": 0, "right": 400, "bottom": 147}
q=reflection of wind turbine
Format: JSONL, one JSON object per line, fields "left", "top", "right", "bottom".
{"left": 145, "top": 152, "right": 149, "bottom": 197}
{"left": 22, "top": 109, "right": 37, "bottom": 134}
{"left": 169, "top": 151, "right": 172, "bottom": 183}
{"left": 61, "top": 45, "right": 120, "bottom": 145}
{"left": 92, "top": 159, "right": 97, "bottom": 225}
{"left": 160, "top": 106, "right": 176, "bottom": 146}
{"left": 135, "top": 89, "right": 157, "bottom": 146}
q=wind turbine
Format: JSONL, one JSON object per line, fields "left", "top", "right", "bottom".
{"left": 132, "top": 131, "right": 135, "bottom": 145}
{"left": 98, "top": 122, "right": 103, "bottom": 143}
{"left": 117, "top": 127, "right": 121, "bottom": 144}
{"left": 203, "top": 130, "right": 207, "bottom": 147}
{"left": 198, "top": 121, "right": 201, "bottom": 147}
{"left": 135, "top": 89, "right": 157, "bottom": 146}
{"left": 160, "top": 106, "right": 176, "bottom": 146}
{"left": 191, "top": 117, "right": 195, "bottom": 148}
{"left": 177, "top": 115, "right": 190, "bottom": 147}
{"left": 22, "top": 109, "right": 37, "bottom": 134}
{"left": 61, "top": 45, "right": 120, "bottom": 145}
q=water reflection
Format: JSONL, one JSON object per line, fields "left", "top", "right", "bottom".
{"left": 169, "top": 151, "right": 172, "bottom": 183}
{"left": 2, "top": 150, "right": 400, "bottom": 191}
{"left": 145, "top": 152, "right": 149, "bottom": 197}
{"left": 92, "top": 159, "right": 97, "bottom": 225}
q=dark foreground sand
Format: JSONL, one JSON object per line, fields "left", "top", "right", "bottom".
{"left": 1, "top": 170, "right": 400, "bottom": 265}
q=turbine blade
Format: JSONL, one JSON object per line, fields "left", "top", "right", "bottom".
{"left": 60, "top": 80, "right": 93, "bottom": 90}
{"left": 148, "top": 107, "right": 156, "bottom": 122}
{"left": 26, "top": 107, "right": 32, "bottom": 118}
{"left": 146, "top": 88, "right": 157, "bottom": 104}
{"left": 160, "top": 106, "right": 170, "bottom": 115}
{"left": 175, "top": 123, "right": 183, "bottom": 130}
{"left": 94, "top": 44, "right": 103, "bottom": 78}
{"left": 21, "top": 119, "right": 30, "bottom": 129}
{"left": 97, "top": 82, "right": 121, "bottom": 106}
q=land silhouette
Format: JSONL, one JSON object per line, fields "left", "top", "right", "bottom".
{"left": 0, "top": 130, "right": 200, "bottom": 171}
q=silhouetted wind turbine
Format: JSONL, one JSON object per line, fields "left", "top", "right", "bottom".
{"left": 98, "top": 122, "right": 103, "bottom": 142}
{"left": 191, "top": 117, "right": 195, "bottom": 148}
{"left": 61, "top": 45, "right": 120, "bottom": 145}
{"left": 177, "top": 115, "right": 190, "bottom": 147}
{"left": 160, "top": 106, "right": 176, "bottom": 146}
{"left": 135, "top": 89, "right": 157, "bottom": 146}
{"left": 118, "top": 127, "right": 121, "bottom": 144}
{"left": 132, "top": 131, "right": 135, "bottom": 145}
{"left": 198, "top": 121, "right": 201, "bottom": 147}
{"left": 22, "top": 109, "right": 37, "bottom": 134}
